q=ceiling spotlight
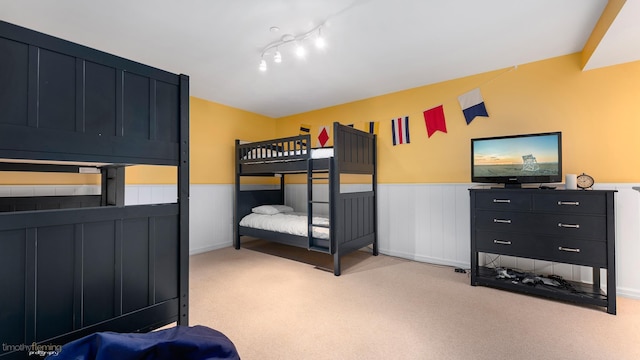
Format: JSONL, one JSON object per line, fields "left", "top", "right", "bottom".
{"left": 295, "top": 43, "right": 306, "bottom": 58}
{"left": 274, "top": 49, "right": 282, "bottom": 63}
{"left": 259, "top": 59, "right": 267, "bottom": 71}
{"left": 315, "top": 28, "right": 326, "bottom": 49}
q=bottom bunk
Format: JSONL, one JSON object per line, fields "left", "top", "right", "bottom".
{"left": 234, "top": 189, "right": 378, "bottom": 276}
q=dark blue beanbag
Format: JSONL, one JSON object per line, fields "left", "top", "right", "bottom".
{"left": 47, "top": 325, "right": 240, "bottom": 360}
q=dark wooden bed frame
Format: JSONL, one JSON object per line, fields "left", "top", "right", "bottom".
{"left": 0, "top": 20, "right": 189, "bottom": 359}
{"left": 234, "top": 122, "right": 378, "bottom": 276}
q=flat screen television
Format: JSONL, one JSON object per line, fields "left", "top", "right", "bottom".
{"left": 471, "top": 131, "right": 562, "bottom": 188}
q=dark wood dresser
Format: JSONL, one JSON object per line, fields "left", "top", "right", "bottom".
{"left": 469, "top": 188, "right": 616, "bottom": 314}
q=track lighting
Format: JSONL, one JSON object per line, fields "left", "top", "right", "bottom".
{"left": 258, "top": 24, "right": 326, "bottom": 71}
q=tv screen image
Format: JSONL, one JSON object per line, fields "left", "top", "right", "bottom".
{"left": 471, "top": 132, "right": 562, "bottom": 187}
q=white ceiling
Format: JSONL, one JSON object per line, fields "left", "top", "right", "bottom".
{"left": 1, "top": 0, "right": 638, "bottom": 118}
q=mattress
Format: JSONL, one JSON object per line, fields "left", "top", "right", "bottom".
{"left": 239, "top": 212, "right": 330, "bottom": 239}
{"left": 241, "top": 148, "right": 334, "bottom": 163}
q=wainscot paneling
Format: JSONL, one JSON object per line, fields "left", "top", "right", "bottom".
{"left": 188, "top": 185, "right": 233, "bottom": 255}
{"left": 3, "top": 183, "right": 639, "bottom": 298}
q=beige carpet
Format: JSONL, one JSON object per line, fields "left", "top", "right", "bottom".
{"left": 188, "top": 241, "right": 640, "bottom": 360}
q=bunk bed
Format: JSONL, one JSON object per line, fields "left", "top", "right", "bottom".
{"left": 234, "top": 122, "right": 378, "bottom": 276}
{"left": 0, "top": 20, "right": 189, "bottom": 359}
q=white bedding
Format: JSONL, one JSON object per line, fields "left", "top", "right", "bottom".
{"left": 242, "top": 148, "right": 334, "bottom": 162}
{"left": 239, "top": 212, "right": 330, "bottom": 239}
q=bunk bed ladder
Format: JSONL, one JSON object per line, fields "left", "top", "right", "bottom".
{"left": 307, "top": 158, "right": 332, "bottom": 254}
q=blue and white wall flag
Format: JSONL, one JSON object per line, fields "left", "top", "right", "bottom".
{"left": 391, "top": 116, "right": 410, "bottom": 145}
{"left": 457, "top": 88, "right": 489, "bottom": 124}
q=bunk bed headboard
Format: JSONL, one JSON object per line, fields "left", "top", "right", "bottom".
{"left": 333, "top": 122, "right": 376, "bottom": 174}
{"left": 0, "top": 20, "right": 189, "bottom": 358}
{"left": 0, "top": 20, "right": 183, "bottom": 165}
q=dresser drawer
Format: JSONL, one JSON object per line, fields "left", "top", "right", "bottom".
{"left": 475, "top": 232, "right": 607, "bottom": 267}
{"left": 475, "top": 231, "right": 546, "bottom": 258}
{"left": 473, "top": 192, "right": 531, "bottom": 211}
{"left": 533, "top": 192, "right": 606, "bottom": 215}
{"left": 475, "top": 210, "right": 606, "bottom": 240}
{"left": 549, "top": 237, "right": 607, "bottom": 267}
{"left": 533, "top": 213, "right": 606, "bottom": 240}
{"left": 474, "top": 211, "right": 533, "bottom": 233}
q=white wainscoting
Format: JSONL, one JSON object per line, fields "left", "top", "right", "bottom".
{"left": 3, "top": 182, "right": 639, "bottom": 298}
{"left": 124, "top": 184, "right": 177, "bottom": 205}
{"left": 188, "top": 185, "right": 234, "bottom": 255}
{"left": 0, "top": 185, "right": 101, "bottom": 197}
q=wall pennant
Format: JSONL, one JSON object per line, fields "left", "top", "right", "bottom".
{"left": 298, "top": 123, "right": 311, "bottom": 147}
{"left": 318, "top": 125, "right": 330, "bottom": 147}
{"left": 458, "top": 88, "right": 489, "bottom": 124}
{"left": 391, "top": 116, "right": 410, "bottom": 146}
{"left": 368, "top": 121, "right": 379, "bottom": 135}
{"left": 423, "top": 105, "right": 447, "bottom": 138}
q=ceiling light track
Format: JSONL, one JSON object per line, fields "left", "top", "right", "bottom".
{"left": 259, "top": 23, "right": 326, "bottom": 71}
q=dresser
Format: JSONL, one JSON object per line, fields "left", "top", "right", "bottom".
{"left": 469, "top": 188, "right": 616, "bottom": 314}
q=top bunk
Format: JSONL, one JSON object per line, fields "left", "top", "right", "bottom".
{"left": 236, "top": 122, "right": 376, "bottom": 176}
{"left": 0, "top": 20, "right": 189, "bottom": 167}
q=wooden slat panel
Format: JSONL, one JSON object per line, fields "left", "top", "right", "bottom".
{"left": 39, "top": 48, "right": 76, "bottom": 131}
{"left": 123, "top": 72, "right": 150, "bottom": 139}
{"left": 0, "top": 36, "right": 29, "bottom": 126}
{"left": 122, "top": 217, "right": 150, "bottom": 313}
{"left": 85, "top": 61, "right": 117, "bottom": 136}
{"left": 36, "top": 224, "right": 75, "bottom": 341}
{"left": 155, "top": 215, "right": 178, "bottom": 303}
{"left": 0, "top": 230, "right": 26, "bottom": 346}
{"left": 82, "top": 221, "right": 116, "bottom": 327}
{"left": 156, "top": 80, "right": 179, "bottom": 143}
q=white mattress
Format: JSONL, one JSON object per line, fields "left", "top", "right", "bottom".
{"left": 239, "top": 212, "right": 330, "bottom": 239}
{"left": 242, "top": 148, "right": 334, "bottom": 162}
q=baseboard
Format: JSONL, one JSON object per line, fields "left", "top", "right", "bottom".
{"left": 379, "top": 248, "right": 470, "bottom": 270}
{"left": 189, "top": 242, "right": 232, "bottom": 256}
{"left": 617, "top": 287, "right": 640, "bottom": 300}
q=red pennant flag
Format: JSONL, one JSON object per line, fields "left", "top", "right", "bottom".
{"left": 318, "top": 126, "right": 330, "bottom": 147}
{"left": 423, "top": 105, "right": 447, "bottom": 138}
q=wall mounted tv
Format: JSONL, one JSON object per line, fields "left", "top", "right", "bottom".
{"left": 471, "top": 131, "right": 562, "bottom": 188}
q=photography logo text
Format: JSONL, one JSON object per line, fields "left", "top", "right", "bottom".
{"left": 2, "top": 342, "right": 62, "bottom": 357}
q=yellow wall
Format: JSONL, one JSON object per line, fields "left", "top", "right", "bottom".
{"left": 184, "top": 97, "right": 275, "bottom": 184}
{"left": 4, "top": 53, "right": 639, "bottom": 186}
{"left": 0, "top": 172, "right": 100, "bottom": 185}
{"left": 277, "top": 53, "right": 640, "bottom": 183}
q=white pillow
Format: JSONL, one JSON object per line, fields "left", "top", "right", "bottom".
{"left": 251, "top": 205, "right": 294, "bottom": 215}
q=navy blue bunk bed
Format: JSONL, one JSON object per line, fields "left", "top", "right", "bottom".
{"left": 0, "top": 20, "right": 189, "bottom": 359}
{"left": 234, "top": 122, "right": 378, "bottom": 276}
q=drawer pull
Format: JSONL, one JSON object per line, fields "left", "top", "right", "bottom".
{"left": 558, "top": 246, "right": 581, "bottom": 253}
{"left": 493, "top": 219, "right": 512, "bottom": 224}
{"left": 493, "top": 240, "right": 512, "bottom": 245}
{"left": 558, "top": 201, "right": 580, "bottom": 206}
{"left": 558, "top": 223, "right": 580, "bottom": 229}
{"left": 493, "top": 199, "right": 511, "bottom": 203}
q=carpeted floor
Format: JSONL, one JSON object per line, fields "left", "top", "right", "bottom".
{"left": 187, "top": 241, "right": 640, "bottom": 360}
